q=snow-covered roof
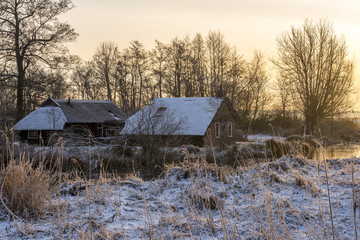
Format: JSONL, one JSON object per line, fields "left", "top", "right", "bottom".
{"left": 121, "top": 97, "right": 224, "bottom": 136}
{"left": 12, "top": 98, "right": 126, "bottom": 131}
{"left": 12, "top": 107, "right": 67, "bottom": 131}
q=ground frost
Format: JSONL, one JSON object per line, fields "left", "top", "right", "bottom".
{"left": 0, "top": 157, "right": 360, "bottom": 239}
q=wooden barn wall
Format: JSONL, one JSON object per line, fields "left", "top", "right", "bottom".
{"left": 203, "top": 101, "right": 242, "bottom": 147}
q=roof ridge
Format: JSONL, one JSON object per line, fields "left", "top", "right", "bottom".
{"left": 156, "top": 97, "right": 223, "bottom": 99}
{"left": 54, "top": 99, "right": 111, "bottom": 102}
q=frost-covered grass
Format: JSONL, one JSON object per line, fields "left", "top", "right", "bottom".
{"left": 1, "top": 135, "right": 360, "bottom": 239}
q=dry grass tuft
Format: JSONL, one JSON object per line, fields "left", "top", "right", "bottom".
{"left": 0, "top": 158, "right": 55, "bottom": 217}
{"left": 269, "top": 171, "right": 286, "bottom": 184}
{"left": 294, "top": 171, "right": 320, "bottom": 196}
{"left": 190, "top": 190, "right": 223, "bottom": 210}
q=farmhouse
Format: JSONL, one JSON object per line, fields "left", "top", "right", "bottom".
{"left": 12, "top": 97, "right": 126, "bottom": 144}
{"left": 121, "top": 97, "right": 243, "bottom": 147}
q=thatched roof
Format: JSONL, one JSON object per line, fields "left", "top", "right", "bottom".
{"left": 13, "top": 98, "right": 126, "bottom": 131}
{"left": 47, "top": 99, "right": 126, "bottom": 123}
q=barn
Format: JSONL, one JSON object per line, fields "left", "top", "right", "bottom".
{"left": 121, "top": 97, "right": 243, "bottom": 147}
{"left": 12, "top": 97, "right": 126, "bottom": 144}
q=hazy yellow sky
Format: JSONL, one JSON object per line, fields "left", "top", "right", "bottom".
{"left": 61, "top": 0, "right": 360, "bottom": 96}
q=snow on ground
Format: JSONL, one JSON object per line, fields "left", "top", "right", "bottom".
{"left": 247, "top": 134, "right": 285, "bottom": 142}
{"left": 1, "top": 156, "right": 360, "bottom": 239}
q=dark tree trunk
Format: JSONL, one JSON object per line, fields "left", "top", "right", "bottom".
{"left": 15, "top": 10, "right": 24, "bottom": 122}
{"left": 106, "top": 73, "right": 112, "bottom": 101}
{"left": 304, "top": 115, "right": 316, "bottom": 135}
{"left": 159, "top": 69, "right": 162, "bottom": 98}
{"left": 16, "top": 71, "right": 24, "bottom": 122}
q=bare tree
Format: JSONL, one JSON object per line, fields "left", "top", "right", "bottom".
{"left": 191, "top": 33, "right": 207, "bottom": 97}
{"left": 92, "top": 41, "right": 120, "bottom": 102}
{"left": 150, "top": 40, "right": 170, "bottom": 98}
{"left": 225, "top": 47, "right": 246, "bottom": 109}
{"left": 167, "top": 38, "right": 186, "bottom": 97}
{"left": 273, "top": 19, "right": 354, "bottom": 134}
{"left": 233, "top": 51, "right": 270, "bottom": 127}
{"left": 181, "top": 36, "right": 195, "bottom": 97}
{"left": 247, "top": 51, "right": 269, "bottom": 122}
{"left": 0, "top": 60, "right": 16, "bottom": 128}
{"left": 24, "top": 65, "right": 69, "bottom": 111}
{"left": 71, "top": 61, "right": 99, "bottom": 100}
{"left": 0, "top": 0, "right": 77, "bottom": 122}
{"left": 206, "top": 31, "right": 230, "bottom": 96}
{"left": 274, "top": 74, "right": 293, "bottom": 119}
{"left": 115, "top": 54, "right": 131, "bottom": 113}
{"left": 126, "top": 40, "right": 150, "bottom": 111}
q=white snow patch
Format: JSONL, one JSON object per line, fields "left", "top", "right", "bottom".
{"left": 247, "top": 134, "right": 285, "bottom": 142}
{"left": 12, "top": 107, "right": 67, "bottom": 131}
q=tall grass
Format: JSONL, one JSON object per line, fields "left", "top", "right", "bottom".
{"left": 0, "top": 130, "right": 64, "bottom": 219}
{"left": 1, "top": 158, "right": 53, "bottom": 217}
{"left": 0, "top": 130, "right": 359, "bottom": 239}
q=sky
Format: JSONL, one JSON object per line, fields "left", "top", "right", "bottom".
{"left": 61, "top": 0, "right": 360, "bottom": 99}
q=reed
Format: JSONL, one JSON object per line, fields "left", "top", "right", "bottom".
{"left": 0, "top": 130, "right": 359, "bottom": 239}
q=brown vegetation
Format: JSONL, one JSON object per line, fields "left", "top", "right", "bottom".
{"left": 0, "top": 134, "right": 359, "bottom": 239}
{"left": 0, "top": 159, "right": 54, "bottom": 217}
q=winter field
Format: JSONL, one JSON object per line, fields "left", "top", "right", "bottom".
{"left": 1, "top": 139, "right": 360, "bottom": 239}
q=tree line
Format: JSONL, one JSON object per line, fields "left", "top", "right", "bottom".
{"left": 0, "top": 0, "right": 355, "bottom": 134}
{"left": 70, "top": 33, "right": 269, "bottom": 122}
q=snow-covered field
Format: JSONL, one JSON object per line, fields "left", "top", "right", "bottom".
{"left": 1, "top": 154, "right": 360, "bottom": 239}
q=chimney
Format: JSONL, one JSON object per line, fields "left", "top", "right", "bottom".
{"left": 67, "top": 98, "right": 70, "bottom": 105}
{"left": 155, "top": 92, "right": 158, "bottom": 98}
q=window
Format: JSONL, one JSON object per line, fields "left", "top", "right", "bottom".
{"left": 215, "top": 122, "right": 220, "bottom": 138}
{"left": 28, "top": 130, "right": 38, "bottom": 139}
{"left": 154, "top": 107, "right": 167, "bottom": 117}
{"left": 228, "top": 122, "right": 233, "bottom": 137}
